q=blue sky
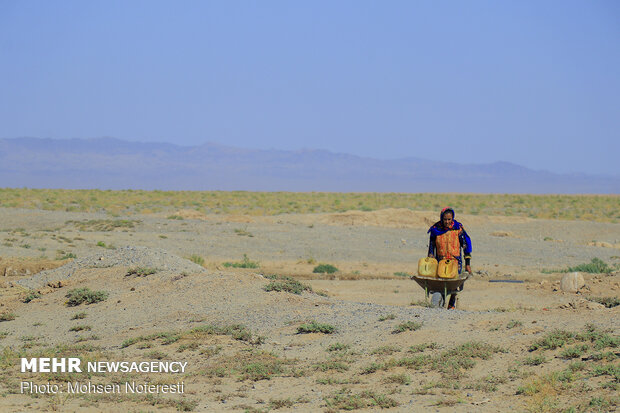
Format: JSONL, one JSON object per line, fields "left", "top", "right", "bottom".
{"left": 1, "top": 1, "right": 618, "bottom": 175}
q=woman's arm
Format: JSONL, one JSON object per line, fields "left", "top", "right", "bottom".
{"left": 428, "top": 234, "right": 436, "bottom": 257}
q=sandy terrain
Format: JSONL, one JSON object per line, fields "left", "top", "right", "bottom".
{"left": 0, "top": 207, "right": 618, "bottom": 412}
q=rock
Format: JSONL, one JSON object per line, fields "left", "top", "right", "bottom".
{"left": 560, "top": 272, "right": 585, "bottom": 293}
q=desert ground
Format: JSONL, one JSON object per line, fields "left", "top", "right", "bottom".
{"left": 0, "top": 204, "right": 618, "bottom": 412}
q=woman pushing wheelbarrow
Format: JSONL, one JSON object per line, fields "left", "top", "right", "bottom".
{"left": 413, "top": 207, "right": 473, "bottom": 309}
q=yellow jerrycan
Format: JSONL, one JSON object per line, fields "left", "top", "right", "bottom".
{"left": 437, "top": 259, "right": 458, "bottom": 279}
{"left": 418, "top": 257, "right": 438, "bottom": 277}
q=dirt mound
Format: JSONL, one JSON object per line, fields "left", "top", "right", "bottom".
{"left": 15, "top": 246, "right": 207, "bottom": 290}
{"left": 0, "top": 257, "right": 66, "bottom": 277}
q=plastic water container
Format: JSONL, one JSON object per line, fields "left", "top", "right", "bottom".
{"left": 437, "top": 259, "right": 458, "bottom": 279}
{"left": 418, "top": 257, "right": 438, "bottom": 277}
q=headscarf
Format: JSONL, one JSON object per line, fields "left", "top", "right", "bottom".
{"left": 428, "top": 207, "right": 461, "bottom": 235}
{"left": 440, "top": 207, "right": 455, "bottom": 220}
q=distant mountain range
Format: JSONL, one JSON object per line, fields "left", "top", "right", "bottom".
{"left": 0, "top": 137, "right": 617, "bottom": 193}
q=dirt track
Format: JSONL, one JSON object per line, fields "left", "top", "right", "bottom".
{"left": 0, "top": 207, "right": 618, "bottom": 412}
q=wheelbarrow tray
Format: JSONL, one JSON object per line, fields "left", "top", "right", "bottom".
{"left": 412, "top": 274, "right": 469, "bottom": 297}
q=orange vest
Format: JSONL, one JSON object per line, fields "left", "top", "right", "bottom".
{"left": 436, "top": 229, "right": 461, "bottom": 260}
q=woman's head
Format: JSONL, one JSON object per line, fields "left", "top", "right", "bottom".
{"left": 440, "top": 207, "right": 455, "bottom": 228}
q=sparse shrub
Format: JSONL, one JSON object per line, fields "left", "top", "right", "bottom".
{"left": 529, "top": 330, "right": 575, "bottom": 351}
{"left": 560, "top": 344, "right": 589, "bottom": 359}
{"left": 523, "top": 355, "right": 547, "bottom": 366}
{"left": 57, "top": 252, "right": 77, "bottom": 260}
{"left": 594, "top": 334, "right": 619, "bottom": 350}
{"left": 545, "top": 258, "right": 613, "bottom": 274}
{"left": 590, "top": 351, "right": 617, "bottom": 362}
{"left": 297, "top": 321, "right": 335, "bottom": 334}
{"left": 177, "top": 342, "right": 199, "bottom": 353}
{"left": 588, "top": 397, "right": 618, "bottom": 411}
{"left": 0, "top": 313, "right": 16, "bottom": 322}
{"left": 587, "top": 296, "right": 620, "bottom": 308}
{"left": 465, "top": 375, "right": 505, "bottom": 393}
{"left": 22, "top": 291, "right": 42, "bottom": 303}
{"left": 327, "top": 342, "right": 350, "bottom": 352}
{"left": 75, "top": 334, "right": 99, "bottom": 342}
{"left": 191, "top": 324, "right": 264, "bottom": 344}
{"left": 223, "top": 254, "right": 259, "bottom": 269}
{"left": 312, "top": 263, "right": 339, "bottom": 274}
{"left": 263, "top": 275, "right": 312, "bottom": 295}
{"left": 71, "top": 312, "right": 87, "bottom": 320}
{"left": 173, "top": 398, "right": 198, "bottom": 411}
{"left": 234, "top": 228, "right": 254, "bottom": 237}
{"left": 362, "top": 361, "right": 387, "bottom": 374}
{"left": 568, "top": 361, "right": 586, "bottom": 371}
{"left": 430, "top": 342, "right": 502, "bottom": 379}
{"left": 199, "top": 345, "right": 222, "bottom": 357}
{"left": 313, "top": 361, "right": 349, "bottom": 372}
{"left": 188, "top": 254, "right": 205, "bottom": 266}
{"left": 392, "top": 321, "right": 422, "bottom": 334}
{"left": 172, "top": 272, "right": 190, "bottom": 281}
{"left": 66, "top": 219, "right": 139, "bottom": 231}
{"left": 384, "top": 373, "right": 411, "bottom": 385}
{"left": 65, "top": 288, "right": 109, "bottom": 306}
{"left": 409, "top": 343, "right": 439, "bottom": 353}
{"left": 145, "top": 350, "right": 168, "bottom": 360}
{"left": 394, "top": 271, "right": 411, "bottom": 277}
{"left": 324, "top": 389, "right": 398, "bottom": 410}
{"left": 592, "top": 364, "right": 620, "bottom": 381}
{"left": 269, "top": 398, "right": 294, "bottom": 409}
{"left": 69, "top": 325, "right": 91, "bottom": 332}
{"left": 371, "top": 345, "right": 401, "bottom": 355}
{"left": 240, "top": 360, "right": 285, "bottom": 381}
{"left": 567, "top": 258, "right": 613, "bottom": 273}
{"left": 126, "top": 267, "right": 157, "bottom": 277}
{"left": 378, "top": 313, "right": 396, "bottom": 321}
{"left": 167, "top": 215, "right": 184, "bottom": 220}
{"left": 506, "top": 320, "right": 523, "bottom": 329}
{"left": 576, "top": 324, "right": 619, "bottom": 349}
{"left": 121, "top": 331, "right": 181, "bottom": 348}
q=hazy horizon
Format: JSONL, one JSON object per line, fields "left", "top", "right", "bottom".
{"left": 5, "top": 135, "right": 620, "bottom": 178}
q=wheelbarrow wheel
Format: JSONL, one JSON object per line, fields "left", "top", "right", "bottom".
{"left": 431, "top": 292, "right": 444, "bottom": 308}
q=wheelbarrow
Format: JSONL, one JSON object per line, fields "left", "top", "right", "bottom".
{"left": 411, "top": 274, "right": 469, "bottom": 308}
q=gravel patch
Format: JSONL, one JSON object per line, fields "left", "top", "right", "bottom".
{"left": 15, "top": 245, "right": 206, "bottom": 290}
